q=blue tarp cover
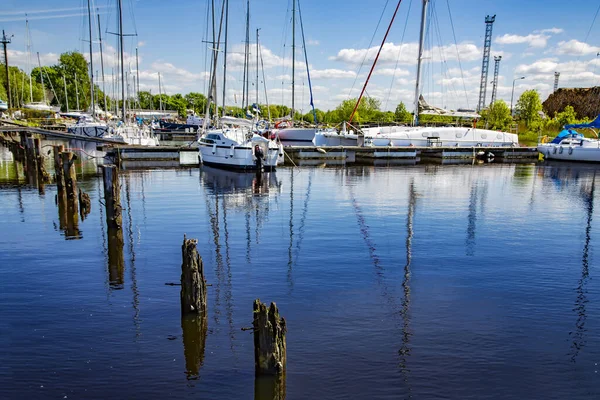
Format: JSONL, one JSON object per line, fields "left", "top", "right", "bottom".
{"left": 565, "top": 115, "right": 600, "bottom": 129}
{"left": 551, "top": 129, "right": 584, "bottom": 144}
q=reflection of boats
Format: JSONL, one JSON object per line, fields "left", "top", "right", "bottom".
{"left": 539, "top": 117, "right": 600, "bottom": 162}
{"left": 201, "top": 165, "right": 280, "bottom": 198}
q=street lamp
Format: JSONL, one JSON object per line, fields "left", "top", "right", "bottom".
{"left": 510, "top": 76, "right": 526, "bottom": 116}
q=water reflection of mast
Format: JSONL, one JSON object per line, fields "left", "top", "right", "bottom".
{"left": 287, "top": 171, "right": 295, "bottom": 289}
{"left": 14, "top": 160, "right": 25, "bottom": 222}
{"left": 124, "top": 175, "right": 141, "bottom": 337}
{"left": 205, "top": 192, "right": 223, "bottom": 324}
{"left": 221, "top": 193, "right": 237, "bottom": 357}
{"left": 399, "top": 179, "right": 416, "bottom": 386}
{"left": 466, "top": 183, "right": 478, "bottom": 256}
{"left": 293, "top": 170, "right": 313, "bottom": 265}
{"left": 570, "top": 172, "right": 595, "bottom": 362}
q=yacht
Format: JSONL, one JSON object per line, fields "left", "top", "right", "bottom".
{"left": 198, "top": 117, "right": 281, "bottom": 170}
{"left": 539, "top": 118, "right": 600, "bottom": 162}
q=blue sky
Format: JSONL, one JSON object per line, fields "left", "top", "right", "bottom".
{"left": 3, "top": 0, "right": 600, "bottom": 112}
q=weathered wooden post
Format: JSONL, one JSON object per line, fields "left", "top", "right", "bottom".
{"left": 32, "top": 138, "right": 50, "bottom": 183}
{"left": 180, "top": 236, "right": 207, "bottom": 314}
{"left": 253, "top": 299, "right": 287, "bottom": 376}
{"left": 255, "top": 375, "right": 286, "bottom": 400}
{"left": 53, "top": 145, "right": 65, "bottom": 190}
{"left": 61, "top": 152, "right": 78, "bottom": 203}
{"left": 101, "top": 165, "right": 124, "bottom": 288}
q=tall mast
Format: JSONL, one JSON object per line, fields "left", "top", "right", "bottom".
{"left": 413, "top": 0, "right": 429, "bottom": 126}
{"left": 26, "top": 19, "right": 33, "bottom": 103}
{"left": 87, "top": 0, "right": 95, "bottom": 116}
{"left": 136, "top": 47, "right": 140, "bottom": 108}
{"left": 75, "top": 72, "right": 80, "bottom": 110}
{"left": 63, "top": 75, "right": 69, "bottom": 112}
{"left": 291, "top": 0, "right": 295, "bottom": 124}
{"left": 36, "top": 52, "right": 47, "bottom": 104}
{"left": 158, "top": 72, "right": 163, "bottom": 111}
{"left": 244, "top": 0, "right": 250, "bottom": 110}
{"left": 256, "top": 28, "right": 260, "bottom": 107}
{"left": 118, "top": 0, "right": 126, "bottom": 120}
{"left": 1, "top": 30, "right": 12, "bottom": 109}
{"left": 221, "top": 0, "right": 229, "bottom": 117}
{"left": 97, "top": 12, "right": 107, "bottom": 114}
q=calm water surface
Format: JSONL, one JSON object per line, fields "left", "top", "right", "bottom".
{"left": 1, "top": 146, "right": 599, "bottom": 399}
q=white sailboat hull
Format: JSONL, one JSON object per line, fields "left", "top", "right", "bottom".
{"left": 313, "top": 130, "right": 359, "bottom": 146}
{"left": 539, "top": 142, "right": 600, "bottom": 162}
{"left": 68, "top": 123, "right": 110, "bottom": 138}
{"left": 272, "top": 127, "right": 316, "bottom": 143}
{"left": 364, "top": 126, "right": 518, "bottom": 147}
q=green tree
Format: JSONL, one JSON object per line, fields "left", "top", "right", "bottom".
{"left": 515, "top": 89, "right": 542, "bottom": 128}
{"left": 184, "top": 92, "right": 207, "bottom": 114}
{"left": 555, "top": 105, "right": 577, "bottom": 127}
{"left": 486, "top": 100, "right": 512, "bottom": 130}
{"left": 394, "top": 102, "right": 412, "bottom": 122}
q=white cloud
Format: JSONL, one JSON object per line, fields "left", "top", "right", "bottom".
{"left": 373, "top": 68, "right": 410, "bottom": 77}
{"left": 137, "top": 41, "right": 146, "bottom": 48}
{"left": 496, "top": 33, "right": 550, "bottom": 48}
{"left": 150, "top": 61, "right": 208, "bottom": 81}
{"left": 555, "top": 39, "right": 600, "bottom": 56}
{"left": 515, "top": 58, "right": 559, "bottom": 75}
{"left": 6, "top": 49, "right": 58, "bottom": 69}
{"left": 331, "top": 41, "right": 483, "bottom": 66}
{"left": 311, "top": 69, "right": 356, "bottom": 79}
{"left": 539, "top": 28, "right": 564, "bottom": 34}
{"left": 307, "top": 39, "right": 320, "bottom": 46}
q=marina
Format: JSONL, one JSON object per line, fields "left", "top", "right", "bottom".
{"left": 4, "top": 0, "right": 600, "bottom": 398}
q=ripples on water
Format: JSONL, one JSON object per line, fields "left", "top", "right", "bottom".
{"left": 1, "top": 145, "right": 599, "bottom": 399}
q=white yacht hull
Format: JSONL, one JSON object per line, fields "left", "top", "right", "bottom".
{"left": 364, "top": 126, "right": 518, "bottom": 147}
{"left": 313, "top": 131, "right": 358, "bottom": 146}
{"left": 272, "top": 127, "right": 316, "bottom": 143}
{"left": 539, "top": 142, "right": 600, "bottom": 162}
{"left": 199, "top": 143, "right": 280, "bottom": 170}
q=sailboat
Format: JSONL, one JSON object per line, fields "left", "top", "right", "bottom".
{"left": 197, "top": 0, "right": 281, "bottom": 170}
{"left": 538, "top": 116, "right": 600, "bottom": 162}
{"left": 68, "top": 0, "right": 110, "bottom": 139}
{"left": 104, "top": 0, "right": 159, "bottom": 146}
{"left": 270, "top": 0, "right": 318, "bottom": 144}
{"left": 316, "top": 0, "right": 519, "bottom": 148}
{"left": 22, "top": 19, "right": 57, "bottom": 112}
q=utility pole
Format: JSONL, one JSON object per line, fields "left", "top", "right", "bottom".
{"left": 490, "top": 55, "right": 502, "bottom": 106}
{"left": 477, "top": 15, "right": 496, "bottom": 111}
{"left": 1, "top": 30, "right": 13, "bottom": 108}
{"left": 554, "top": 72, "right": 560, "bottom": 93}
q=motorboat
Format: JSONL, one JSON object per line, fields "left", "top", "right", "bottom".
{"left": 66, "top": 114, "right": 110, "bottom": 138}
{"left": 198, "top": 116, "right": 282, "bottom": 171}
{"left": 23, "top": 102, "right": 58, "bottom": 112}
{"left": 0, "top": 99, "right": 8, "bottom": 111}
{"left": 539, "top": 118, "right": 600, "bottom": 162}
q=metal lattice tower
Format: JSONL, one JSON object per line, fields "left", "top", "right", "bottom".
{"left": 490, "top": 56, "right": 502, "bottom": 105}
{"left": 477, "top": 15, "right": 496, "bottom": 111}
{"left": 554, "top": 72, "right": 560, "bottom": 92}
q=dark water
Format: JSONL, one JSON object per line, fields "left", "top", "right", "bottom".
{"left": 1, "top": 145, "right": 600, "bottom": 399}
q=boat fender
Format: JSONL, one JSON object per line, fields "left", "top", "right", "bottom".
{"left": 559, "top": 146, "right": 563, "bottom": 154}
{"left": 278, "top": 143, "right": 284, "bottom": 157}
{"left": 568, "top": 147, "right": 573, "bottom": 155}
{"left": 317, "top": 147, "right": 327, "bottom": 154}
{"left": 212, "top": 143, "right": 217, "bottom": 154}
{"left": 230, "top": 144, "right": 235, "bottom": 158}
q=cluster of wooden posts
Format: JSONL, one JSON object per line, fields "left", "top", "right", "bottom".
{"left": 1, "top": 132, "right": 287, "bottom": 396}
{"left": 181, "top": 236, "right": 287, "bottom": 397}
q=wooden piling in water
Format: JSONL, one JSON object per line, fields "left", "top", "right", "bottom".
{"left": 60, "top": 152, "right": 78, "bottom": 202}
{"left": 33, "top": 138, "right": 50, "bottom": 183}
{"left": 253, "top": 299, "right": 287, "bottom": 376}
{"left": 180, "top": 236, "right": 207, "bottom": 315}
{"left": 53, "top": 145, "right": 65, "bottom": 190}
{"left": 101, "top": 165, "right": 124, "bottom": 287}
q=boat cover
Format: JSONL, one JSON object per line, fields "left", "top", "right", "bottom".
{"left": 565, "top": 115, "right": 600, "bottom": 129}
{"left": 551, "top": 129, "right": 584, "bottom": 144}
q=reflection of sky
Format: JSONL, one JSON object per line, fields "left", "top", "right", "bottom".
{"left": 1, "top": 163, "right": 600, "bottom": 399}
